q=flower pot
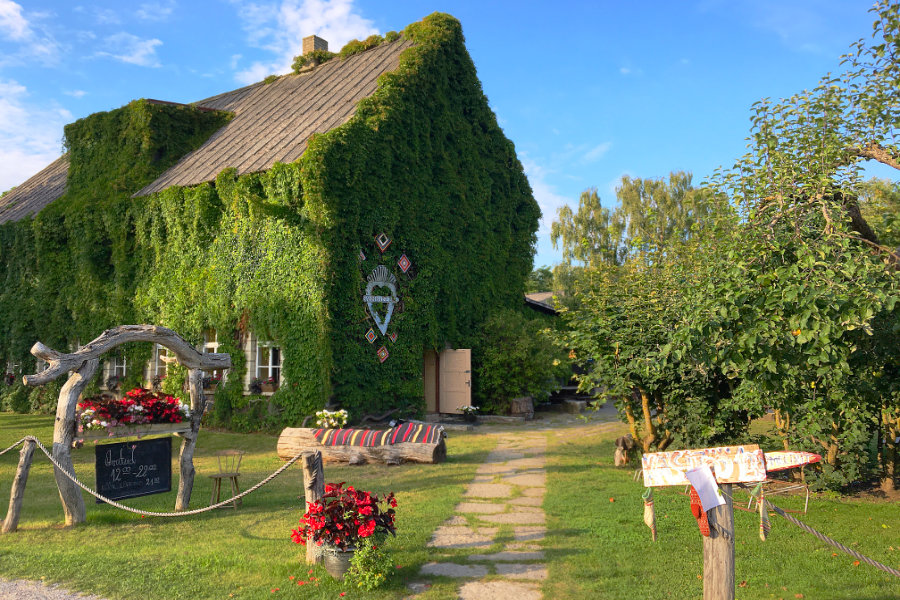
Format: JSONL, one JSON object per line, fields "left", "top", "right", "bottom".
{"left": 463, "top": 413, "right": 477, "bottom": 423}
{"left": 323, "top": 548, "right": 355, "bottom": 580}
{"left": 260, "top": 383, "right": 278, "bottom": 393}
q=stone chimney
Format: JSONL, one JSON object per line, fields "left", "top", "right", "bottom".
{"left": 302, "top": 35, "right": 328, "bottom": 55}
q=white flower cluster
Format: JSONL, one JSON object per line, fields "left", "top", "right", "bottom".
{"left": 459, "top": 405, "right": 479, "bottom": 414}
{"left": 78, "top": 408, "right": 109, "bottom": 431}
{"left": 315, "top": 408, "right": 349, "bottom": 429}
{"left": 179, "top": 401, "right": 192, "bottom": 419}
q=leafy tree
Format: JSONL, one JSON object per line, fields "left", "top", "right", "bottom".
{"left": 692, "top": 0, "right": 900, "bottom": 489}
{"left": 858, "top": 177, "right": 900, "bottom": 249}
{"left": 565, "top": 245, "right": 753, "bottom": 452}
{"left": 557, "top": 174, "right": 743, "bottom": 451}
{"left": 551, "top": 187, "right": 624, "bottom": 269}
{"left": 551, "top": 171, "right": 712, "bottom": 270}
{"left": 525, "top": 265, "right": 554, "bottom": 292}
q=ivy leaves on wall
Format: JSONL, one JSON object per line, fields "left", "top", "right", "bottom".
{"left": 0, "top": 14, "right": 540, "bottom": 427}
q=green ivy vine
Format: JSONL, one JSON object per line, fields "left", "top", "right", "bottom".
{"left": 0, "top": 13, "right": 539, "bottom": 430}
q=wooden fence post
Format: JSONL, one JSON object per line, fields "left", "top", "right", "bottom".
{"left": 2, "top": 439, "right": 37, "bottom": 533}
{"left": 301, "top": 451, "right": 325, "bottom": 564}
{"left": 703, "top": 482, "right": 735, "bottom": 600}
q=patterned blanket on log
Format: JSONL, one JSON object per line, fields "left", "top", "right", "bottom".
{"left": 314, "top": 423, "right": 444, "bottom": 447}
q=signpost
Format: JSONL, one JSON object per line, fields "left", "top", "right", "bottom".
{"left": 641, "top": 445, "right": 821, "bottom": 600}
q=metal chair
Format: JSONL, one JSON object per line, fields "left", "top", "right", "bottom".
{"left": 208, "top": 450, "right": 244, "bottom": 509}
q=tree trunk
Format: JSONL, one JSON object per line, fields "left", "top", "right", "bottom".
{"left": 638, "top": 387, "right": 657, "bottom": 453}
{"left": 774, "top": 410, "right": 791, "bottom": 451}
{"left": 2, "top": 439, "right": 36, "bottom": 533}
{"left": 302, "top": 451, "right": 325, "bottom": 565}
{"left": 52, "top": 359, "right": 98, "bottom": 526}
{"left": 176, "top": 368, "right": 204, "bottom": 511}
{"left": 277, "top": 428, "right": 446, "bottom": 464}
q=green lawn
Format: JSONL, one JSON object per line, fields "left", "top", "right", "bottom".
{"left": 1, "top": 413, "right": 898, "bottom": 599}
{"left": 0, "top": 414, "right": 493, "bottom": 600}
{"left": 542, "top": 421, "right": 900, "bottom": 600}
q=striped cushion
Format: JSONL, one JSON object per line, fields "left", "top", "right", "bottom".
{"left": 314, "top": 423, "right": 444, "bottom": 446}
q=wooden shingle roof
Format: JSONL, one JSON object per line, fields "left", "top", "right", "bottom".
{"left": 135, "top": 38, "right": 413, "bottom": 196}
{"left": 0, "top": 38, "right": 413, "bottom": 223}
{"left": 0, "top": 155, "right": 68, "bottom": 225}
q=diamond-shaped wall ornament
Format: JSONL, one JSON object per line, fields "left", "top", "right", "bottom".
{"left": 375, "top": 233, "right": 392, "bottom": 253}
{"left": 389, "top": 331, "right": 398, "bottom": 344}
{"left": 365, "top": 328, "right": 377, "bottom": 344}
{"left": 397, "top": 254, "right": 411, "bottom": 273}
{"left": 363, "top": 265, "right": 398, "bottom": 335}
{"left": 377, "top": 346, "right": 389, "bottom": 363}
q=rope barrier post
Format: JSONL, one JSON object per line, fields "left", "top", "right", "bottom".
{"left": 2, "top": 438, "right": 36, "bottom": 533}
{"left": 703, "top": 482, "right": 735, "bottom": 600}
{"left": 301, "top": 451, "right": 325, "bottom": 565}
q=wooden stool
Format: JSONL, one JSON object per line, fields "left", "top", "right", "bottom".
{"left": 208, "top": 450, "right": 244, "bottom": 509}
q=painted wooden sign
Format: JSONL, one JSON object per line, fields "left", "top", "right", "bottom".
{"left": 762, "top": 451, "right": 821, "bottom": 472}
{"left": 642, "top": 445, "right": 766, "bottom": 487}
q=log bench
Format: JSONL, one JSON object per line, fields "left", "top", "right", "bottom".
{"left": 277, "top": 424, "right": 446, "bottom": 465}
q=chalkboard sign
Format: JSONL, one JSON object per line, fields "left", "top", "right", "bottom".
{"left": 95, "top": 437, "right": 172, "bottom": 502}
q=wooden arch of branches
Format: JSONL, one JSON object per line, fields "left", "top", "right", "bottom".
{"left": 22, "top": 325, "right": 231, "bottom": 525}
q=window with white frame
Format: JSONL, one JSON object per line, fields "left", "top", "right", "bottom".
{"left": 113, "top": 353, "right": 127, "bottom": 378}
{"left": 256, "top": 343, "right": 281, "bottom": 384}
{"left": 154, "top": 345, "right": 168, "bottom": 378}
{"left": 203, "top": 329, "right": 225, "bottom": 383}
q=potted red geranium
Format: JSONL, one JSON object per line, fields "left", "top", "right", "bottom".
{"left": 290, "top": 482, "right": 397, "bottom": 580}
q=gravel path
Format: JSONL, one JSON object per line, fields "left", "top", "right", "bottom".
{"left": 0, "top": 578, "right": 108, "bottom": 600}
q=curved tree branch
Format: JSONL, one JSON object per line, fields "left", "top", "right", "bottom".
{"left": 24, "top": 324, "right": 232, "bottom": 386}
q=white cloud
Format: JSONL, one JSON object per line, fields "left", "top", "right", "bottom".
{"left": 97, "top": 32, "right": 162, "bottom": 67}
{"left": 230, "top": 0, "right": 378, "bottom": 85}
{"left": 583, "top": 141, "right": 611, "bottom": 163}
{"left": 0, "top": 0, "right": 60, "bottom": 65}
{"left": 64, "top": 89, "right": 87, "bottom": 98}
{"left": 136, "top": 1, "right": 175, "bottom": 22}
{"left": 0, "top": 0, "right": 28, "bottom": 40}
{"left": 520, "top": 155, "right": 570, "bottom": 237}
{"left": 0, "top": 78, "right": 70, "bottom": 193}
{"left": 93, "top": 8, "right": 121, "bottom": 25}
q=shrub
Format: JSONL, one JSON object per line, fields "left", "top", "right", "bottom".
{"left": 473, "top": 309, "right": 568, "bottom": 414}
{"left": 28, "top": 381, "right": 61, "bottom": 414}
{"left": 4, "top": 383, "right": 31, "bottom": 413}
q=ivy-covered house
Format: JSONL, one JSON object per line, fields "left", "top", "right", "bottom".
{"left": 0, "top": 14, "right": 539, "bottom": 427}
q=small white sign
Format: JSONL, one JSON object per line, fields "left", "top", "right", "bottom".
{"left": 685, "top": 465, "right": 725, "bottom": 512}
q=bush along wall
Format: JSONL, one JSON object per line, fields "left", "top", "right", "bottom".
{"left": 0, "top": 13, "right": 539, "bottom": 428}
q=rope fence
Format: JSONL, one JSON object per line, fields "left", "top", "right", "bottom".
{"left": 731, "top": 483, "right": 900, "bottom": 579}
{"left": 1, "top": 435, "right": 307, "bottom": 517}
{"left": 4, "top": 435, "right": 899, "bottom": 579}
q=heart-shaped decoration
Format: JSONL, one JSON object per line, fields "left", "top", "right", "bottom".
{"left": 363, "top": 265, "right": 398, "bottom": 335}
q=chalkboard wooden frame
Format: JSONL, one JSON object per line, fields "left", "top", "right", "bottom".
{"left": 95, "top": 437, "right": 172, "bottom": 502}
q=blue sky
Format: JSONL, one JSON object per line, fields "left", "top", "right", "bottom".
{"left": 0, "top": 0, "right": 886, "bottom": 268}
